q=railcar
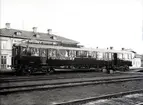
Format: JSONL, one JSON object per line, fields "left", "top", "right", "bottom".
{"left": 12, "top": 43, "right": 132, "bottom": 75}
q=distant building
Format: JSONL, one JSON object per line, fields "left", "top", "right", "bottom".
{"left": 132, "top": 54, "right": 142, "bottom": 68}
{"left": 0, "top": 23, "right": 79, "bottom": 71}
{"left": 123, "top": 48, "right": 141, "bottom": 68}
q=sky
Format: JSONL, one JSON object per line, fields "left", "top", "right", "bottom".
{"left": 0, "top": 0, "right": 143, "bottom": 54}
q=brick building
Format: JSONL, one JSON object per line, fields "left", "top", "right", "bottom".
{"left": 0, "top": 23, "right": 79, "bottom": 71}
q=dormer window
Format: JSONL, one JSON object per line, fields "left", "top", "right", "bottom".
{"left": 51, "top": 36, "right": 57, "bottom": 40}
{"left": 14, "top": 31, "right": 22, "bottom": 36}
{"left": 33, "top": 34, "right": 40, "bottom": 38}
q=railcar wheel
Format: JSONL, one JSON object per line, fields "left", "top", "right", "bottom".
{"left": 102, "top": 68, "right": 107, "bottom": 73}
{"left": 124, "top": 65, "right": 129, "bottom": 71}
{"left": 24, "top": 68, "right": 32, "bottom": 75}
{"left": 48, "top": 67, "right": 55, "bottom": 74}
{"left": 109, "top": 69, "right": 114, "bottom": 74}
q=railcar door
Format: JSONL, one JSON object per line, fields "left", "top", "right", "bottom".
{"left": 40, "top": 48, "right": 47, "bottom": 65}
{"left": 113, "top": 53, "right": 118, "bottom": 65}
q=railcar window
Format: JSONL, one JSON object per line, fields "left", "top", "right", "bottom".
{"left": 123, "top": 53, "right": 128, "bottom": 60}
{"left": 130, "top": 54, "right": 133, "bottom": 59}
{"left": 127, "top": 54, "right": 130, "bottom": 60}
{"left": 77, "top": 51, "right": 88, "bottom": 57}
{"left": 22, "top": 47, "right": 26, "bottom": 52}
{"left": 87, "top": 51, "right": 96, "bottom": 58}
{"left": 118, "top": 53, "right": 123, "bottom": 59}
{"left": 56, "top": 49, "right": 68, "bottom": 59}
{"left": 129, "top": 54, "right": 132, "bottom": 60}
{"left": 128, "top": 54, "right": 130, "bottom": 60}
{"left": 102, "top": 53, "right": 105, "bottom": 60}
{"left": 96, "top": 52, "right": 103, "bottom": 60}
{"left": 73, "top": 50, "right": 76, "bottom": 58}
{"left": 48, "top": 49, "right": 57, "bottom": 59}
{"left": 108, "top": 53, "right": 113, "bottom": 60}
{"left": 64, "top": 50, "right": 68, "bottom": 57}
{"left": 21, "top": 47, "right": 31, "bottom": 56}
{"left": 103, "top": 53, "right": 108, "bottom": 60}
{"left": 31, "top": 48, "right": 39, "bottom": 56}
{"left": 21, "top": 47, "right": 26, "bottom": 55}
{"left": 108, "top": 53, "right": 111, "bottom": 60}
{"left": 83, "top": 51, "right": 88, "bottom": 57}
{"left": 76, "top": 50, "right": 80, "bottom": 57}
{"left": 93, "top": 51, "right": 97, "bottom": 58}
{"left": 88, "top": 51, "right": 92, "bottom": 57}
{"left": 76, "top": 50, "right": 82, "bottom": 57}
{"left": 106, "top": 53, "right": 108, "bottom": 60}
{"left": 40, "top": 49, "right": 47, "bottom": 57}
{"left": 96, "top": 52, "right": 99, "bottom": 60}
{"left": 69, "top": 50, "right": 73, "bottom": 57}
{"left": 125, "top": 53, "right": 128, "bottom": 60}
{"left": 69, "top": 50, "right": 76, "bottom": 59}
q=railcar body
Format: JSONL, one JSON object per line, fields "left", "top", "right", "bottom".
{"left": 12, "top": 43, "right": 132, "bottom": 75}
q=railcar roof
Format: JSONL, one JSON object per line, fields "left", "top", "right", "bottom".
{"left": 17, "top": 43, "right": 133, "bottom": 54}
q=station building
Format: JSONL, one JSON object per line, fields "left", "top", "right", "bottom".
{"left": 0, "top": 23, "right": 79, "bottom": 71}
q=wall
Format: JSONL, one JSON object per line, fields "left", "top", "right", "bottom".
{"left": 0, "top": 36, "right": 22, "bottom": 71}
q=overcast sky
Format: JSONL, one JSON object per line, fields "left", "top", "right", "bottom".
{"left": 0, "top": 0, "right": 143, "bottom": 54}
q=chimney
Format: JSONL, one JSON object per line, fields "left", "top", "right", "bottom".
{"left": 5, "top": 23, "right": 11, "bottom": 29}
{"left": 110, "top": 47, "right": 113, "bottom": 50}
{"left": 96, "top": 47, "right": 98, "bottom": 49}
{"left": 122, "top": 48, "right": 125, "bottom": 50}
{"left": 47, "top": 29, "right": 52, "bottom": 35}
{"left": 107, "top": 48, "right": 108, "bottom": 50}
{"left": 32, "top": 27, "right": 37, "bottom": 33}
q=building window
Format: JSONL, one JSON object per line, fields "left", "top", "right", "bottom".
{"left": 14, "top": 31, "right": 22, "bottom": 36}
{"left": 50, "top": 36, "right": 57, "bottom": 40}
{"left": 0, "top": 56, "right": 7, "bottom": 69}
{"left": 1, "top": 41, "right": 7, "bottom": 49}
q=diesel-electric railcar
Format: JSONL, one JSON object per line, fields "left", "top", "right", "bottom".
{"left": 12, "top": 43, "right": 132, "bottom": 75}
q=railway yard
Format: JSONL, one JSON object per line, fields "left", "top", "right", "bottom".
{"left": 0, "top": 68, "right": 143, "bottom": 105}
{"left": 1, "top": 2, "right": 143, "bottom": 104}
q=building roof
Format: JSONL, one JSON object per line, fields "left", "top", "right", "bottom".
{"left": 123, "top": 49, "right": 136, "bottom": 53}
{"left": 0, "top": 28, "right": 79, "bottom": 44}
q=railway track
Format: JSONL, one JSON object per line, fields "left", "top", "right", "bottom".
{"left": 53, "top": 89, "right": 143, "bottom": 105}
{"left": 1, "top": 68, "right": 141, "bottom": 83}
{"left": 0, "top": 71, "right": 109, "bottom": 82}
{"left": 0, "top": 71, "right": 142, "bottom": 83}
{"left": 1, "top": 75, "right": 143, "bottom": 94}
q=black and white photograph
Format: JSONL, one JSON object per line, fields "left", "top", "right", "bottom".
{"left": 0, "top": 0, "right": 143, "bottom": 105}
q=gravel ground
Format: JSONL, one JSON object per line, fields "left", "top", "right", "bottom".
{"left": 84, "top": 93, "right": 143, "bottom": 105}
{"left": 1, "top": 80, "right": 143, "bottom": 105}
{"left": 1, "top": 73, "right": 142, "bottom": 88}
{"left": 1, "top": 68, "right": 141, "bottom": 79}
{"left": 0, "top": 71, "right": 121, "bottom": 79}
